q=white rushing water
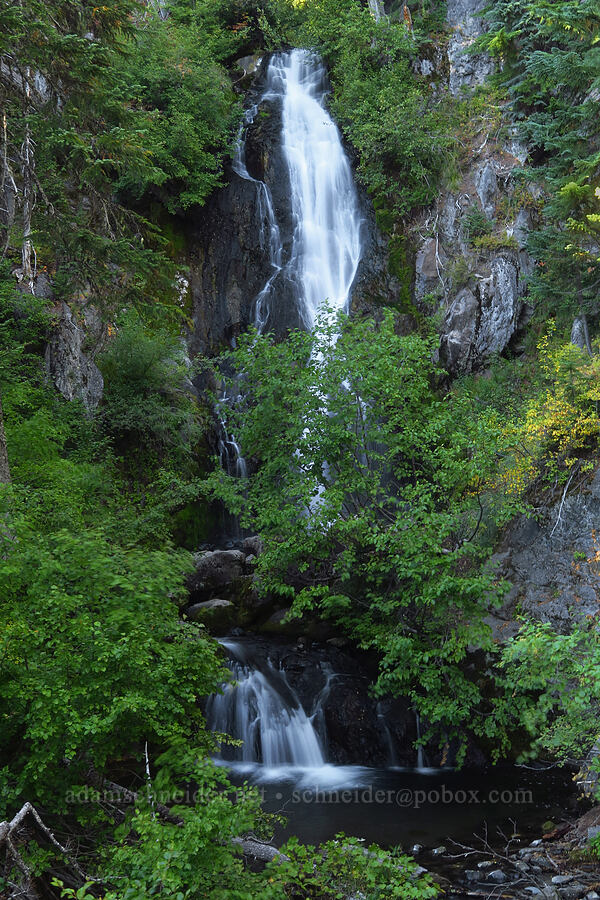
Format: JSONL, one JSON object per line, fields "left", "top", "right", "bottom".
{"left": 218, "top": 49, "right": 363, "bottom": 482}
{"left": 266, "top": 50, "right": 363, "bottom": 329}
{"left": 206, "top": 642, "right": 372, "bottom": 788}
{"left": 207, "top": 642, "right": 326, "bottom": 768}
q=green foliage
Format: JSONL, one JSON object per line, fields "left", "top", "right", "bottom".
{"left": 447, "top": 255, "right": 471, "bottom": 291}
{"left": 479, "top": 0, "right": 600, "bottom": 324}
{"left": 102, "top": 748, "right": 270, "bottom": 900}
{"left": 0, "top": 275, "right": 222, "bottom": 824}
{"left": 0, "top": 522, "right": 224, "bottom": 812}
{"left": 472, "top": 232, "right": 519, "bottom": 251}
{"left": 115, "top": 10, "right": 240, "bottom": 213}
{"left": 97, "top": 312, "right": 204, "bottom": 477}
{"left": 1, "top": 0, "right": 175, "bottom": 305}
{"left": 463, "top": 207, "right": 494, "bottom": 242}
{"left": 210, "top": 312, "right": 512, "bottom": 749}
{"left": 0, "top": 0, "right": 245, "bottom": 316}
{"left": 267, "top": 834, "right": 439, "bottom": 899}
{"left": 492, "top": 620, "right": 600, "bottom": 763}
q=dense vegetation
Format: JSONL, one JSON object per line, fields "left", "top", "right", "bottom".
{"left": 479, "top": 0, "right": 600, "bottom": 327}
{"left": 214, "top": 314, "right": 513, "bottom": 748}
{"left": 1, "top": 0, "right": 600, "bottom": 896}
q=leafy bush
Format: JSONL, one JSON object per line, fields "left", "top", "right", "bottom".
{"left": 295, "top": 0, "right": 452, "bottom": 221}
{"left": 489, "top": 324, "right": 600, "bottom": 498}
{"left": 268, "top": 834, "right": 439, "bottom": 899}
{"left": 98, "top": 313, "right": 204, "bottom": 475}
{"left": 0, "top": 520, "right": 225, "bottom": 812}
{"left": 116, "top": 9, "right": 241, "bottom": 213}
{"left": 494, "top": 619, "right": 600, "bottom": 764}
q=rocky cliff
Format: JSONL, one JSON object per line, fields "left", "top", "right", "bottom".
{"left": 410, "top": 0, "right": 538, "bottom": 375}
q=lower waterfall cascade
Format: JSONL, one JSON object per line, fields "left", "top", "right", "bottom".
{"left": 206, "top": 641, "right": 326, "bottom": 769}
{"left": 206, "top": 640, "right": 373, "bottom": 788}
{"left": 205, "top": 640, "right": 577, "bottom": 851}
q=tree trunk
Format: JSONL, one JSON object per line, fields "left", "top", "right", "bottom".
{"left": 21, "top": 66, "right": 35, "bottom": 292}
{"left": 0, "top": 108, "right": 17, "bottom": 258}
{"left": 0, "top": 394, "right": 10, "bottom": 484}
{"left": 367, "top": 0, "right": 385, "bottom": 22}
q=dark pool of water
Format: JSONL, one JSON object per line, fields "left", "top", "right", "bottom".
{"left": 225, "top": 762, "right": 578, "bottom": 850}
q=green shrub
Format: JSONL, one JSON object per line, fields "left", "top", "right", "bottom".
{"left": 463, "top": 207, "right": 494, "bottom": 242}
{"left": 98, "top": 313, "right": 203, "bottom": 475}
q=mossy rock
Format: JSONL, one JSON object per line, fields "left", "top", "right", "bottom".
{"left": 186, "top": 598, "right": 237, "bottom": 634}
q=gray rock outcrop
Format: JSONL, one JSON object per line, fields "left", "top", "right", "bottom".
{"left": 44, "top": 301, "right": 104, "bottom": 412}
{"left": 440, "top": 255, "right": 523, "bottom": 373}
{"left": 446, "top": 0, "right": 493, "bottom": 95}
{"left": 488, "top": 470, "right": 600, "bottom": 638}
{"left": 406, "top": 0, "right": 537, "bottom": 376}
{"left": 412, "top": 138, "right": 536, "bottom": 374}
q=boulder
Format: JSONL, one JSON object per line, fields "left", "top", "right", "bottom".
{"left": 186, "top": 598, "right": 235, "bottom": 633}
{"left": 243, "top": 535, "right": 264, "bottom": 558}
{"left": 189, "top": 549, "right": 247, "bottom": 594}
{"left": 440, "top": 255, "right": 522, "bottom": 374}
{"left": 486, "top": 870, "right": 507, "bottom": 884}
{"left": 261, "top": 608, "right": 297, "bottom": 636}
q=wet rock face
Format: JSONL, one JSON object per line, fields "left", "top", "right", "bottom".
{"left": 44, "top": 301, "right": 104, "bottom": 412}
{"left": 186, "top": 66, "right": 301, "bottom": 358}
{"left": 351, "top": 183, "right": 402, "bottom": 315}
{"left": 488, "top": 470, "right": 600, "bottom": 638}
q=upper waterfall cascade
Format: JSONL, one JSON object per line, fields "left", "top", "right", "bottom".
{"left": 237, "top": 48, "right": 363, "bottom": 333}
{"left": 268, "top": 50, "right": 363, "bottom": 329}
{"left": 218, "top": 49, "right": 363, "bottom": 479}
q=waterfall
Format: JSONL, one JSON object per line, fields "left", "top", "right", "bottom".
{"left": 206, "top": 642, "right": 374, "bottom": 787}
{"left": 415, "top": 710, "right": 428, "bottom": 770}
{"left": 233, "top": 49, "right": 364, "bottom": 338}
{"left": 206, "top": 642, "right": 326, "bottom": 768}
{"left": 216, "top": 49, "right": 363, "bottom": 494}
{"left": 267, "top": 50, "right": 363, "bottom": 329}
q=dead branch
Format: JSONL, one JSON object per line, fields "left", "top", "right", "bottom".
{"left": 0, "top": 802, "right": 88, "bottom": 898}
